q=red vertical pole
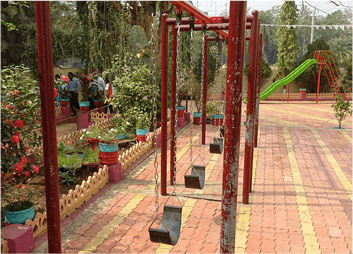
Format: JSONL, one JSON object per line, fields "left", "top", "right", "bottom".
{"left": 202, "top": 34, "right": 208, "bottom": 145}
{"left": 35, "top": 2, "right": 62, "bottom": 253}
{"left": 243, "top": 10, "right": 259, "bottom": 205}
{"left": 220, "top": 2, "right": 247, "bottom": 253}
{"left": 316, "top": 64, "right": 322, "bottom": 103}
{"left": 161, "top": 13, "right": 168, "bottom": 196}
{"left": 253, "top": 33, "right": 262, "bottom": 148}
{"left": 170, "top": 25, "right": 177, "bottom": 185}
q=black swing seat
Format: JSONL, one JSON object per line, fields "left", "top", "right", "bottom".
{"left": 149, "top": 205, "right": 182, "bottom": 245}
{"left": 184, "top": 165, "right": 205, "bottom": 189}
{"left": 210, "top": 137, "right": 224, "bottom": 154}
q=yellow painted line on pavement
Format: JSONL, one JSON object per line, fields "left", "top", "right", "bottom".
{"left": 78, "top": 194, "right": 146, "bottom": 253}
{"left": 156, "top": 198, "right": 198, "bottom": 253}
{"left": 290, "top": 104, "right": 335, "bottom": 114}
{"left": 311, "top": 129, "right": 352, "bottom": 199}
{"left": 283, "top": 127, "right": 321, "bottom": 253}
{"left": 339, "top": 129, "right": 352, "bottom": 144}
{"left": 262, "top": 105, "right": 336, "bottom": 124}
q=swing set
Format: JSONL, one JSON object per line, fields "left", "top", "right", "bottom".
{"left": 148, "top": 1, "right": 263, "bottom": 252}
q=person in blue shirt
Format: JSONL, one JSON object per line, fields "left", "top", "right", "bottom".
{"left": 67, "top": 72, "right": 81, "bottom": 116}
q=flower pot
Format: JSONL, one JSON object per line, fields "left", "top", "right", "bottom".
{"left": 193, "top": 112, "right": 201, "bottom": 125}
{"left": 80, "top": 101, "right": 91, "bottom": 114}
{"left": 177, "top": 106, "right": 185, "bottom": 117}
{"left": 4, "top": 203, "right": 35, "bottom": 224}
{"left": 82, "top": 161, "right": 99, "bottom": 168}
{"left": 206, "top": 119, "right": 212, "bottom": 124}
{"left": 216, "top": 114, "right": 224, "bottom": 126}
{"left": 94, "top": 100, "right": 104, "bottom": 113}
{"left": 60, "top": 99, "right": 69, "bottom": 107}
{"left": 136, "top": 129, "right": 149, "bottom": 143}
{"left": 99, "top": 142, "right": 118, "bottom": 166}
{"left": 119, "top": 133, "right": 126, "bottom": 140}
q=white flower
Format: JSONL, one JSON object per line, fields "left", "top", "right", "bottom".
{"left": 86, "top": 131, "right": 90, "bottom": 134}
{"left": 80, "top": 137, "right": 83, "bottom": 140}
{"left": 98, "top": 136, "right": 101, "bottom": 139}
{"left": 126, "top": 122, "right": 130, "bottom": 125}
{"left": 110, "top": 128, "right": 114, "bottom": 131}
{"left": 122, "top": 127, "right": 124, "bottom": 130}
{"left": 83, "top": 129, "right": 86, "bottom": 132}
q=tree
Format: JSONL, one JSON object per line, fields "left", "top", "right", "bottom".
{"left": 328, "top": 36, "right": 352, "bottom": 66}
{"left": 275, "top": 1, "right": 299, "bottom": 79}
{"left": 244, "top": 58, "right": 273, "bottom": 88}
{"left": 331, "top": 95, "right": 352, "bottom": 129}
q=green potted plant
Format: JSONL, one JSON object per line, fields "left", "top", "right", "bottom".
{"left": 331, "top": 95, "right": 352, "bottom": 129}
{"left": 214, "top": 101, "right": 224, "bottom": 126}
{"left": 2, "top": 184, "right": 37, "bottom": 224}
{"left": 57, "top": 82, "right": 71, "bottom": 107}
{"left": 78, "top": 73, "right": 91, "bottom": 114}
{"left": 207, "top": 102, "right": 215, "bottom": 124}
{"left": 136, "top": 112, "right": 152, "bottom": 142}
{"left": 81, "top": 126, "right": 102, "bottom": 150}
{"left": 98, "top": 128, "right": 122, "bottom": 166}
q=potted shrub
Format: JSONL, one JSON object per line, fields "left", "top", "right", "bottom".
{"left": 81, "top": 127, "right": 102, "bottom": 150}
{"left": 98, "top": 128, "right": 123, "bottom": 166}
{"left": 90, "top": 83, "right": 105, "bottom": 113}
{"left": 207, "top": 102, "right": 216, "bottom": 124}
{"left": 331, "top": 95, "right": 352, "bottom": 129}
{"left": 2, "top": 184, "right": 37, "bottom": 224}
{"left": 78, "top": 73, "right": 91, "bottom": 114}
{"left": 136, "top": 112, "right": 152, "bottom": 143}
{"left": 214, "top": 101, "right": 224, "bottom": 126}
{"left": 57, "top": 82, "right": 71, "bottom": 107}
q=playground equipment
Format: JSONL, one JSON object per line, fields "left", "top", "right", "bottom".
{"left": 148, "top": 7, "right": 182, "bottom": 245}
{"left": 258, "top": 50, "right": 346, "bottom": 103}
{"left": 184, "top": 17, "right": 206, "bottom": 190}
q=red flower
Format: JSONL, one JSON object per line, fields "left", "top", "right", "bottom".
{"left": 1, "top": 172, "right": 5, "bottom": 178}
{"left": 33, "top": 165, "right": 39, "bottom": 174}
{"left": 18, "top": 184, "right": 22, "bottom": 189}
{"left": 9, "top": 90, "right": 20, "bottom": 97}
{"left": 54, "top": 87, "right": 58, "bottom": 97}
{"left": 14, "top": 119, "right": 24, "bottom": 129}
{"left": 34, "top": 118, "right": 39, "bottom": 124}
{"left": 13, "top": 163, "right": 23, "bottom": 173}
{"left": 23, "top": 146, "right": 29, "bottom": 153}
{"left": 24, "top": 171, "right": 30, "bottom": 179}
{"left": 20, "top": 156, "right": 27, "bottom": 165}
{"left": 10, "top": 134, "right": 20, "bottom": 143}
{"left": 1, "top": 143, "right": 4, "bottom": 149}
{"left": 1, "top": 190, "right": 4, "bottom": 194}
{"left": 37, "top": 186, "right": 39, "bottom": 188}
{"left": 6, "top": 105, "right": 13, "bottom": 110}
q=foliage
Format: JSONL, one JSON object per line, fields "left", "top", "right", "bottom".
{"left": 57, "top": 81, "right": 71, "bottom": 99}
{"left": 331, "top": 95, "right": 352, "bottom": 129}
{"left": 275, "top": 1, "right": 299, "bottom": 78}
{"left": 2, "top": 184, "right": 37, "bottom": 212}
{"left": 81, "top": 126, "right": 102, "bottom": 140}
{"left": 59, "top": 168, "right": 78, "bottom": 186}
{"left": 328, "top": 36, "right": 352, "bottom": 66}
{"left": 136, "top": 112, "right": 152, "bottom": 130}
{"left": 206, "top": 102, "right": 222, "bottom": 118}
{"left": 297, "top": 38, "right": 340, "bottom": 93}
{"left": 1, "top": 65, "right": 42, "bottom": 180}
{"left": 342, "top": 55, "right": 352, "bottom": 92}
{"left": 244, "top": 58, "right": 273, "bottom": 87}
{"left": 83, "top": 149, "right": 99, "bottom": 163}
{"left": 99, "top": 128, "right": 123, "bottom": 144}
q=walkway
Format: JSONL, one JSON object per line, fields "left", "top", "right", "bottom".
{"left": 33, "top": 101, "right": 352, "bottom": 253}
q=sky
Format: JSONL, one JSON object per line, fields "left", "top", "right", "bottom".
{"left": 195, "top": 1, "right": 352, "bottom": 17}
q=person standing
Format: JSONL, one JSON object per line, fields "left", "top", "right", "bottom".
{"left": 67, "top": 72, "right": 81, "bottom": 116}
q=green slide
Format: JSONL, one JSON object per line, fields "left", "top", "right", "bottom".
{"left": 259, "top": 59, "right": 317, "bottom": 101}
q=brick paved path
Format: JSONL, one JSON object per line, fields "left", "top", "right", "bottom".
{"left": 33, "top": 101, "right": 352, "bottom": 253}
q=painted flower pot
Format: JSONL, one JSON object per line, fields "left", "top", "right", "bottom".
{"left": 206, "top": 119, "right": 212, "bottom": 124}
{"left": 193, "top": 112, "right": 201, "bottom": 125}
{"left": 244, "top": 122, "right": 246, "bottom": 125}
{"left": 80, "top": 101, "right": 91, "bottom": 114}
{"left": 136, "top": 129, "right": 149, "bottom": 143}
{"left": 94, "top": 100, "right": 104, "bottom": 113}
{"left": 216, "top": 114, "right": 224, "bottom": 126}
{"left": 299, "top": 88, "right": 307, "bottom": 94}
{"left": 4, "top": 205, "right": 35, "bottom": 224}
{"left": 177, "top": 106, "right": 185, "bottom": 117}
{"left": 99, "top": 142, "right": 118, "bottom": 166}
{"left": 59, "top": 99, "right": 69, "bottom": 107}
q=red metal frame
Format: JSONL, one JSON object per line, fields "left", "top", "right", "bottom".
{"left": 170, "top": 24, "right": 177, "bottom": 185}
{"left": 35, "top": 1, "right": 62, "bottom": 252}
{"left": 313, "top": 50, "right": 347, "bottom": 102}
{"left": 201, "top": 34, "right": 208, "bottom": 145}
{"left": 220, "top": 2, "right": 247, "bottom": 252}
{"left": 242, "top": 10, "right": 260, "bottom": 205}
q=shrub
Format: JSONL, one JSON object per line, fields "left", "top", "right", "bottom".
{"left": 244, "top": 58, "right": 273, "bottom": 87}
{"left": 331, "top": 95, "right": 352, "bottom": 129}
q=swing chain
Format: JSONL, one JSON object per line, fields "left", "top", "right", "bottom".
{"left": 198, "top": 29, "right": 205, "bottom": 157}
{"left": 172, "top": 24, "right": 181, "bottom": 194}
{"left": 189, "top": 26, "right": 194, "bottom": 167}
{"left": 151, "top": 12, "right": 159, "bottom": 219}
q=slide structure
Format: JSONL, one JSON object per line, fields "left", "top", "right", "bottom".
{"left": 259, "top": 59, "right": 317, "bottom": 101}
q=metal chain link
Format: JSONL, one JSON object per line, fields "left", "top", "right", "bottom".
{"left": 151, "top": 13, "right": 159, "bottom": 219}
{"left": 172, "top": 24, "right": 181, "bottom": 194}
{"left": 189, "top": 28, "right": 194, "bottom": 167}
{"left": 217, "top": 39, "right": 222, "bottom": 133}
{"left": 198, "top": 32, "right": 204, "bottom": 157}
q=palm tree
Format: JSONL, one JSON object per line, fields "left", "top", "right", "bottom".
{"left": 328, "top": 36, "right": 352, "bottom": 66}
